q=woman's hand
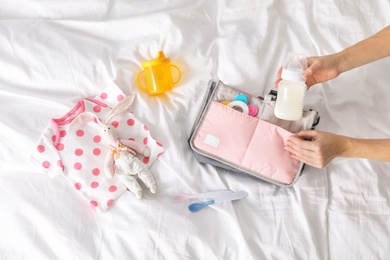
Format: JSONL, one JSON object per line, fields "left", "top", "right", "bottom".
{"left": 284, "top": 130, "right": 349, "bottom": 168}
{"left": 285, "top": 130, "right": 390, "bottom": 168}
{"left": 274, "top": 54, "right": 343, "bottom": 89}
{"left": 275, "top": 26, "right": 390, "bottom": 89}
{"left": 301, "top": 54, "right": 343, "bottom": 88}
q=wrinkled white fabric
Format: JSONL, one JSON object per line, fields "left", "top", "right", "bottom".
{"left": 1, "top": 0, "right": 390, "bottom": 259}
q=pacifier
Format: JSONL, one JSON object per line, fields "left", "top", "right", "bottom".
{"left": 136, "top": 51, "right": 182, "bottom": 95}
{"left": 228, "top": 101, "right": 249, "bottom": 114}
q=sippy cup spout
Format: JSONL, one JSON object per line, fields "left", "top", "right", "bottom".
{"left": 156, "top": 51, "right": 165, "bottom": 59}
{"left": 154, "top": 51, "right": 170, "bottom": 64}
{"left": 141, "top": 51, "right": 170, "bottom": 67}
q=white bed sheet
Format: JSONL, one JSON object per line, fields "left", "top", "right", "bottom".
{"left": 1, "top": 1, "right": 390, "bottom": 259}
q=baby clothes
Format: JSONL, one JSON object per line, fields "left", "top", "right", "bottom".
{"left": 31, "top": 83, "right": 164, "bottom": 212}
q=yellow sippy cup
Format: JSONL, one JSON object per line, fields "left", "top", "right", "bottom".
{"left": 136, "top": 51, "right": 181, "bottom": 95}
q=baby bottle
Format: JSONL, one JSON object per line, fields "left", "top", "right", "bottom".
{"left": 274, "top": 52, "right": 307, "bottom": 121}
{"left": 136, "top": 51, "right": 181, "bottom": 95}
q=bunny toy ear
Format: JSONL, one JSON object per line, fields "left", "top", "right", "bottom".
{"left": 104, "top": 95, "right": 135, "bottom": 124}
{"left": 70, "top": 112, "right": 104, "bottom": 128}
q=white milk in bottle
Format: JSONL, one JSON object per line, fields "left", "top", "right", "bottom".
{"left": 274, "top": 52, "right": 307, "bottom": 121}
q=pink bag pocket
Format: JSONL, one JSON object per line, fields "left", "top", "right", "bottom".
{"left": 193, "top": 101, "right": 300, "bottom": 185}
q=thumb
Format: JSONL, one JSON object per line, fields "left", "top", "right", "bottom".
{"left": 302, "top": 64, "right": 317, "bottom": 81}
{"left": 302, "top": 57, "right": 320, "bottom": 83}
{"left": 302, "top": 69, "right": 312, "bottom": 81}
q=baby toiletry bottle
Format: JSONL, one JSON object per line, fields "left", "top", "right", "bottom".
{"left": 274, "top": 52, "right": 307, "bottom": 121}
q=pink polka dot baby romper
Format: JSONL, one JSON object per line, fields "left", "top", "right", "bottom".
{"left": 31, "top": 83, "right": 164, "bottom": 212}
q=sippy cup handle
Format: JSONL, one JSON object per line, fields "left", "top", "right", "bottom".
{"left": 136, "top": 71, "right": 148, "bottom": 91}
{"left": 170, "top": 64, "right": 182, "bottom": 85}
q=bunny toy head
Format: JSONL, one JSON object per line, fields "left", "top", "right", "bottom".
{"left": 101, "top": 124, "right": 119, "bottom": 144}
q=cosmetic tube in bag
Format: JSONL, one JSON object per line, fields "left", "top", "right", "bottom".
{"left": 274, "top": 52, "right": 307, "bottom": 121}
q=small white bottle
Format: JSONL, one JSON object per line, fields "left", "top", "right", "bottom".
{"left": 274, "top": 52, "right": 307, "bottom": 121}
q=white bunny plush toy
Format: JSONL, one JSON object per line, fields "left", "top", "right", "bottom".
{"left": 71, "top": 95, "right": 157, "bottom": 199}
{"left": 101, "top": 123, "right": 156, "bottom": 199}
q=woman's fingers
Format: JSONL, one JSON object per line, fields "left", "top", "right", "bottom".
{"left": 287, "top": 135, "right": 316, "bottom": 151}
{"left": 286, "top": 142, "right": 326, "bottom": 168}
{"left": 295, "top": 130, "right": 319, "bottom": 139}
{"left": 291, "top": 153, "right": 324, "bottom": 168}
{"left": 276, "top": 66, "right": 282, "bottom": 77}
{"left": 274, "top": 78, "right": 282, "bottom": 87}
{"left": 285, "top": 131, "right": 328, "bottom": 168}
{"left": 285, "top": 143, "right": 314, "bottom": 159}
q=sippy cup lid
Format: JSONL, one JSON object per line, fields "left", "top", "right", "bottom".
{"left": 141, "top": 51, "right": 171, "bottom": 68}
{"left": 281, "top": 52, "right": 307, "bottom": 82}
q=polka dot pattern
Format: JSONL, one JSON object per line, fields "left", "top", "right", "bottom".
{"left": 74, "top": 162, "right": 82, "bottom": 170}
{"left": 57, "top": 160, "right": 65, "bottom": 172}
{"left": 109, "top": 185, "right": 117, "bottom": 192}
{"left": 92, "top": 168, "right": 100, "bottom": 176}
{"left": 42, "top": 161, "right": 50, "bottom": 168}
{"left": 57, "top": 143, "right": 65, "bottom": 151}
{"left": 93, "top": 106, "right": 101, "bottom": 113}
{"left": 37, "top": 145, "right": 45, "bottom": 153}
{"left": 100, "top": 92, "right": 108, "bottom": 99}
{"left": 74, "top": 183, "right": 82, "bottom": 190}
{"left": 93, "top": 135, "right": 101, "bottom": 143}
{"left": 33, "top": 91, "right": 165, "bottom": 212}
{"left": 60, "top": 130, "right": 67, "bottom": 137}
{"left": 75, "top": 149, "right": 83, "bottom": 156}
{"left": 111, "top": 121, "right": 119, "bottom": 128}
{"left": 76, "top": 130, "right": 84, "bottom": 137}
{"left": 93, "top": 148, "right": 101, "bottom": 156}
{"left": 127, "top": 119, "right": 135, "bottom": 126}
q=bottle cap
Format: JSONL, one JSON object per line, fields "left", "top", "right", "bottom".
{"left": 141, "top": 51, "right": 171, "bottom": 68}
{"left": 281, "top": 52, "right": 307, "bottom": 82}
